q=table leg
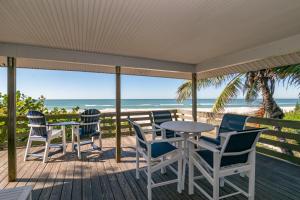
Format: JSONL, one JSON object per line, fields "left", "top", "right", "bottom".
{"left": 181, "top": 135, "right": 189, "bottom": 190}
{"left": 71, "top": 126, "right": 75, "bottom": 153}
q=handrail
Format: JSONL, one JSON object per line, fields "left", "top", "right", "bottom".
{"left": 0, "top": 108, "right": 299, "bottom": 165}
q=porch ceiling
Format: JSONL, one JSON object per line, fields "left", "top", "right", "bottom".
{"left": 0, "top": 0, "right": 300, "bottom": 78}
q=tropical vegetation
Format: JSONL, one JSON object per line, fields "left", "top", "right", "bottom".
{"left": 0, "top": 91, "right": 79, "bottom": 115}
{"left": 177, "top": 64, "right": 300, "bottom": 119}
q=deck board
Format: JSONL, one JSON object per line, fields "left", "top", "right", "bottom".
{"left": 0, "top": 136, "right": 299, "bottom": 200}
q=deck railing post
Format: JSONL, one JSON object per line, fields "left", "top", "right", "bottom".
{"left": 115, "top": 66, "right": 121, "bottom": 162}
{"left": 7, "top": 57, "right": 17, "bottom": 181}
{"left": 192, "top": 73, "right": 197, "bottom": 122}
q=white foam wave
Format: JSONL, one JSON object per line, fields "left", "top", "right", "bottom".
{"left": 160, "top": 103, "right": 184, "bottom": 106}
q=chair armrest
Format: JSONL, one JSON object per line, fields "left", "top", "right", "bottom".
{"left": 219, "top": 131, "right": 238, "bottom": 138}
{"left": 136, "top": 137, "right": 151, "bottom": 149}
{"left": 144, "top": 128, "right": 164, "bottom": 134}
{"left": 152, "top": 123, "right": 163, "bottom": 129}
{"left": 189, "top": 138, "right": 220, "bottom": 153}
{"left": 151, "top": 137, "right": 183, "bottom": 144}
{"left": 151, "top": 124, "right": 165, "bottom": 132}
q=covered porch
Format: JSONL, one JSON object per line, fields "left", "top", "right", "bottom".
{"left": 0, "top": 135, "right": 299, "bottom": 200}
{"left": 0, "top": 1, "right": 300, "bottom": 199}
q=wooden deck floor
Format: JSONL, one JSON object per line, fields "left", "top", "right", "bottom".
{"left": 0, "top": 136, "right": 299, "bottom": 200}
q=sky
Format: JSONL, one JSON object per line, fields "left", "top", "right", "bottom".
{"left": 0, "top": 68, "right": 298, "bottom": 99}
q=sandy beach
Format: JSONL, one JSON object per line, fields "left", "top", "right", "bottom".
{"left": 99, "top": 106, "right": 295, "bottom": 114}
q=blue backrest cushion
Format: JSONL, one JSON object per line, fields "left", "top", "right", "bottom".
{"left": 27, "top": 110, "right": 48, "bottom": 137}
{"left": 219, "top": 114, "right": 248, "bottom": 133}
{"left": 128, "top": 118, "right": 147, "bottom": 150}
{"left": 224, "top": 128, "right": 262, "bottom": 153}
{"left": 80, "top": 109, "right": 100, "bottom": 137}
{"left": 152, "top": 111, "right": 173, "bottom": 125}
{"left": 221, "top": 128, "right": 263, "bottom": 166}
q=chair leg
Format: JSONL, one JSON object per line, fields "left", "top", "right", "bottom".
{"left": 213, "top": 153, "right": 220, "bottom": 200}
{"left": 178, "top": 154, "right": 183, "bottom": 193}
{"left": 161, "top": 156, "right": 166, "bottom": 174}
{"left": 99, "top": 134, "right": 102, "bottom": 150}
{"left": 248, "top": 152, "right": 256, "bottom": 200}
{"left": 147, "top": 163, "right": 152, "bottom": 200}
{"left": 188, "top": 157, "right": 194, "bottom": 194}
{"left": 220, "top": 177, "right": 225, "bottom": 187}
{"left": 213, "top": 176, "right": 219, "bottom": 200}
{"left": 24, "top": 139, "right": 32, "bottom": 161}
{"left": 62, "top": 127, "right": 66, "bottom": 155}
{"left": 136, "top": 150, "right": 140, "bottom": 179}
{"left": 43, "top": 140, "right": 50, "bottom": 163}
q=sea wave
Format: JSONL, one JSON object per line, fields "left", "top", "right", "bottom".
{"left": 160, "top": 103, "right": 184, "bottom": 106}
{"left": 85, "top": 104, "right": 113, "bottom": 107}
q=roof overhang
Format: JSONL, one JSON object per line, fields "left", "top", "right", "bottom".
{"left": 0, "top": 0, "right": 300, "bottom": 79}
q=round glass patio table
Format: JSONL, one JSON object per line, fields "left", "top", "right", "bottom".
{"left": 160, "top": 121, "right": 214, "bottom": 189}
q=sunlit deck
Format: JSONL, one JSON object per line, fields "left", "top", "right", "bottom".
{"left": 0, "top": 136, "right": 299, "bottom": 200}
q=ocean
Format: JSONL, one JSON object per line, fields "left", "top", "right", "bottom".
{"left": 44, "top": 99, "right": 299, "bottom": 111}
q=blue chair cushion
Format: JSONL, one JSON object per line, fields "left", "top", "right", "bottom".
{"left": 196, "top": 150, "right": 248, "bottom": 168}
{"left": 151, "top": 142, "right": 177, "bottom": 158}
{"left": 200, "top": 136, "right": 221, "bottom": 145}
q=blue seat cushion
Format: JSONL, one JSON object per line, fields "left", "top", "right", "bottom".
{"left": 196, "top": 150, "right": 249, "bottom": 168}
{"left": 200, "top": 136, "right": 221, "bottom": 145}
{"left": 151, "top": 142, "right": 177, "bottom": 158}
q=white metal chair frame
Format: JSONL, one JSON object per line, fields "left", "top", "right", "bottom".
{"left": 214, "top": 115, "right": 250, "bottom": 135}
{"left": 72, "top": 113, "right": 102, "bottom": 159}
{"left": 188, "top": 129, "right": 264, "bottom": 200}
{"left": 24, "top": 115, "right": 66, "bottom": 163}
{"left": 151, "top": 111, "right": 177, "bottom": 139}
{"left": 203, "top": 114, "right": 250, "bottom": 144}
{"left": 130, "top": 120, "right": 184, "bottom": 200}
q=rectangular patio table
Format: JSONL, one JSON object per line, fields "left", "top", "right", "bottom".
{"left": 48, "top": 121, "right": 80, "bottom": 154}
{"left": 160, "top": 121, "right": 215, "bottom": 190}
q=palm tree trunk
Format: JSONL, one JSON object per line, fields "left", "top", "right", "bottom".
{"left": 260, "top": 77, "right": 284, "bottom": 119}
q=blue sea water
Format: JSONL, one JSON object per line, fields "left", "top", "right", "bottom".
{"left": 44, "top": 99, "right": 299, "bottom": 110}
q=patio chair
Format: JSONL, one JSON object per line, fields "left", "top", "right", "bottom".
{"left": 128, "top": 118, "right": 183, "bottom": 200}
{"left": 24, "top": 110, "right": 66, "bottom": 163}
{"left": 151, "top": 110, "right": 178, "bottom": 139}
{"left": 188, "top": 128, "right": 265, "bottom": 200}
{"left": 73, "top": 109, "right": 101, "bottom": 159}
{"left": 201, "top": 113, "right": 249, "bottom": 145}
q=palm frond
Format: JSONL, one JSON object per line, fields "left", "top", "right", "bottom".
{"left": 272, "top": 64, "right": 300, "bottom": 86}
{"left": 197, "top": 74, "right": 235, "bottom": 90}
{"left": 176, "top": 74, "right": 235, "bottom": 102}
{"left": 212, "top": 74, "right": 243, "bottom": 113}
{"left": 176, "top": 81, "right": 192, "bottom": 102}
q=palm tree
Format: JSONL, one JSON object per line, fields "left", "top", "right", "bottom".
{"left": 177, "top": 64, "right": 300, "bottom": 119}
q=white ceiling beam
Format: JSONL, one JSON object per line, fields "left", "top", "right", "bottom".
{"left": 196, "top": 33, "right": 300, "bottom": 72}
{"left": 0, "top": 42, "right": 195, "bottom": 73}
{"left": 11, "top": 57, "right": 191, "bottom": 80}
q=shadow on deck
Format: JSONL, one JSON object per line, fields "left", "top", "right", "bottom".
{"left": 0, "top": 136, "right": 299, "bottom": 200}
